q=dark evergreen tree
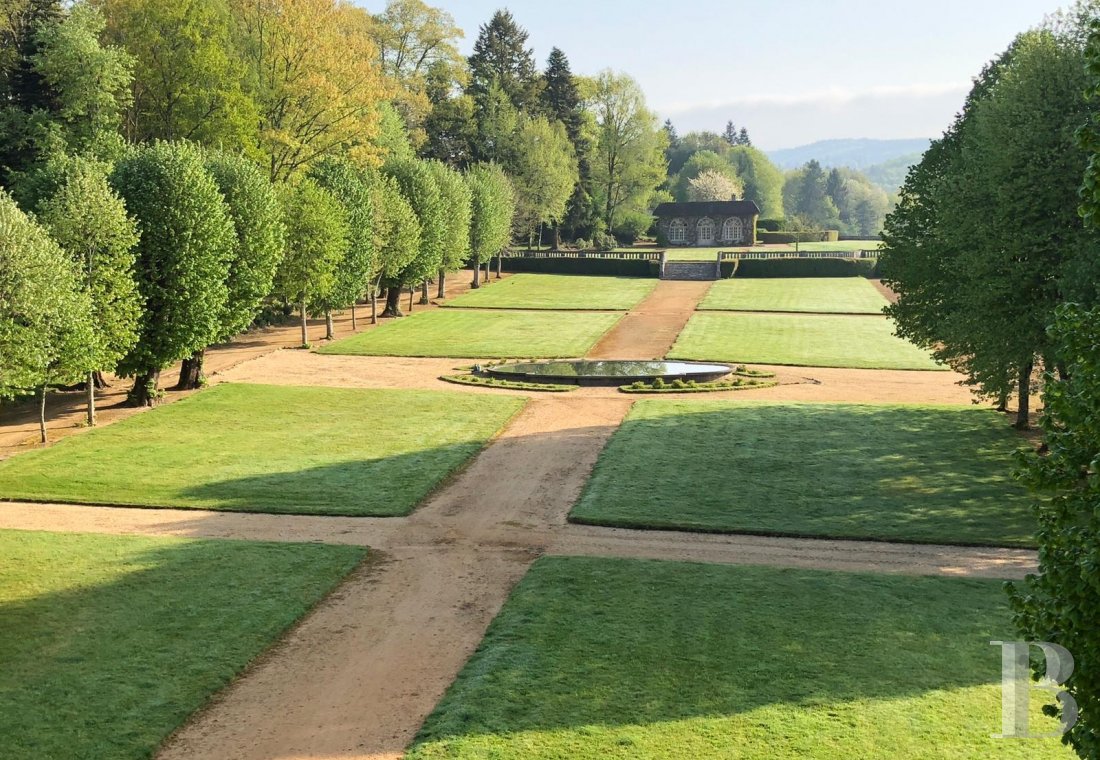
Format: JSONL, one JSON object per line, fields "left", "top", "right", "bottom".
{"left": 540, "top": 47, "right": 592, "bottom": 243}
{"left": 825, "top": 168, "right": 847, "bottom": 219}
{"left": 722, "top": 120, "right": 737, "bottom": 145}
{"left": 421, "top": 61, "right": 476, "bottom": 168}
{"left": 466, "top": 9, "right": 537, "bottom": 111}
{"left": 737, "top": 126, "right": 752, "bottom": 146}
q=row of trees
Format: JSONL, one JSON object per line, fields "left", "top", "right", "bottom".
{"left": 880, "top": 6, "right": 1099, "bottom": 754}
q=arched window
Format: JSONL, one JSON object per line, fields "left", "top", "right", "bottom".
{"left": 722, "top": 217, "right": 744, "bottom": 242}
{"left": 697, "top": 217, "right": 715, "bottom": 244}
{"left": 668, "top": 218, "right": 687, "bottom": 244}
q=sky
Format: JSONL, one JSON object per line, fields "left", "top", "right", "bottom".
{"left": 359, "top": 0, "right": 1073, "bottom": 150}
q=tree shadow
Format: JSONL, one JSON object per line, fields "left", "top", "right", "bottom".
{"left": 411, "top": 556, "right": 1026, "bottom": 752}
{"left": 0, "top": 532, "right": 364, "bottom": 759}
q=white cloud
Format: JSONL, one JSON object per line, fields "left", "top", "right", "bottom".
{"left": 660, "top": 82, "right": 971, "bottom": 150}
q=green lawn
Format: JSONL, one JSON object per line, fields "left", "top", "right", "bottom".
{"left": 443, "top": 274, "right": 656, "bottom": 310}
{"left": 571, "top": 401, "right": 1034, "bottom": 546}
{"left": 699, "top": 277, "right": 888, "bottom": 314}
{"left": 0, "top": 383, "right": 524, "bottom": 515}
{"left": 0, "top": 529, "right": 365, "bottom": 759}
{"left": 319, "top": 309, "right": 622, "bottom": 358}
{"left": 409, "top": 557, "right": 1068, "bottom": 759}
{"left": 669, "top": 312, "right": 943, "bottom": 370}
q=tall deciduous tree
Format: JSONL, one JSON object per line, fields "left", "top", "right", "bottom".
{"left": 509, "top": 114, "right": 576, "bottom": 248}
{"left": 369, "top": 172, "right": 420, "bottom": 320}
{"left": 232, "top": 0, "right": 388, "bottom": 180}
{"left": 465, "top": 162, "right": 513, "bottom": 289}
{"left": 35, "top": 157, "right": 140, "bottom": 424}
{"left": 0, "top": 189, "right": 96, "bottom": 442}
{"left": 589, "top": 70, "right": 667, "bottom": 234}
{"left": 371, "top": 0, "right": 464, "bottom": 147}
{"left": 425, "top": 160, "right": 471, "bottom": 298}
{"left": 176, "top": 150, "right": 286, "bottom": 389}
{"left": 102, "top": 0, "right": 256, "bottom": 152}
{"left": 309, "top": 156, "right": 376, "bottom": 335}
{"left": 110, "top": 141, "right": 235, "bottom": 405}
{"left": 382, "top": 157, "right": 445, "bottom": 315}
{"left": 275, "top": 177, "right": 348, "bottom": 346}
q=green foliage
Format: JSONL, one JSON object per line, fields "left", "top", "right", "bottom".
{"left": 590, "top": 70, "right": 668, "bottom": 232}
{"left": 783, "top": 159, "right": 840, "bottom": 229}
{"left": 30, "top": 2, "right": 133, "bottom": 155}
{"left": 204, "top": 150, "right": 285, "bottom": 338}
{"left": 466, "top": 9, "right": 538, "bottom": 114}
{"left": 104, "top": 0, "right": 259, "bottom": 153}
{"left": 425, "top": 160, "right": 472, "bottom": 271}
{"left": 465, "top": 162, "right": 514, "bottom": 265}
{"left": 110, "top": 141, "right": 235, "bottom": 380}
{"left": 308, "top": 156, "right": 375, "bottom": 311}
{"left": 439, "top": 374, "right": 576, "bottom": 392}
{"left": 508, "top": 114, "right": 577, "bottom": 243}
{"left": 35, "top": 156, "right": 140, "bottom": 374}
{"left": 671, "top": 150, "right": 741, "bottom": 201}
{"left": 372, "top": 172, "right": 421, "bottom": 286}
{"left": 0, "top": 383, "right": 524, "bottom": 515}
{"left": 384, "top": 157, "right": 447, "bottom": 286}
{"left": 0, "top": 188, "right": 95, "bottom": 397}
{"left": 1009, "top": 304, "right": 1100, "bottom": 759}
{"left": 0, "top": 530, "right": 365, "bottom": 759}
{"left": 881, "top": 27, "right": 1097, "bottom": 422}
{"left": 274, "top": 176, "right": 348, "bottom": 311}
{"left": 756, "top": 229, "right": 840, "bottom": 244}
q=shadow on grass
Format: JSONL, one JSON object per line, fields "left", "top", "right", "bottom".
{"left": 570, "top": 403, "right": 1036, "bottom": 547}
{"left": 0, "top": 531, "right": 364, "bottom": 760}
{"left": 410, "top": 557, "right": 1030, "bottom": 756}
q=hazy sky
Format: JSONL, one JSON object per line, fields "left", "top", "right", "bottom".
{"left": 360, "top": 0, "right": 1073, "bottom": 149}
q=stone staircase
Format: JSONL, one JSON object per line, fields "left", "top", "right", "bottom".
{"left": 660, "top": 261, "right": 719, "bottom": 281}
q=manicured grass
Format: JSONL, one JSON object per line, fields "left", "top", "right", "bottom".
{"left": 669, "top": 312, "right": 943, "bottom": 370}
{"left": 444, "top": 274, "right": 656, "bottom": 310}
{"left": 0, "top": 383, "right": 524, "bottom": 515}
{"left": 571, "top": 401, "right": 1034, "bottom": 546}
{"left": 0, "top": 529, "right": 365, "bottom": 759}
{"left": 318, "top": 309, "right": 622, "bottom": 358}
{"left": 409, "top": 557, "right": 1067, "bottom": 759}
{"left": 700, "top": 277, "right": 888, "bottom": 313}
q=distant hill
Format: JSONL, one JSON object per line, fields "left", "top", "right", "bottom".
{"left": 766, "top": 138, "right": 931, "bottom": 171}
{"left": 863, "top": 152, "right": 924, "bottom": 192}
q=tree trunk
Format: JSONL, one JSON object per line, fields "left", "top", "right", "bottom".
{"left": 437, "top": 269, "right": 447, "bottom": 299}
{"left": 351, "top": 303, "right": 357, "bottom": 331}
{"left": 996, "top": 388, "right": 1008, "bottom": 413}
{"left": 38, "top": 385, "right": 48, "bottom": 444}
{"left": 382, "top": 287, "right": 404, "bottom": 318}
{"left": 484, "top": 261, "right": 490, "bottom": 283}
{"left": 371, "top": 289, "right": 378, "bottom": 323}
{"left": 419, "top": 280, "right": 430, "bottom": 305}
{"left": 408, "top": 287, "right": 415, "bottom": 313}
{"left": 1015, "top": 361, "right": 1033, "bottom": 430}
{"left": 471, "top": 262, "right": 481, "bottom": 289}
{"left": 325, "top": 310, "right": 335, "bottom": 340}
{"left": 86, "top": 371, "right": 96, "bottom": 427}
{"left": 176, "top": 348, "right": 206, "bottom": 390}
{"left": 496, "top": 255, "right": 502, "bottom": 279}
{"left": 553, "top": 225, "right": 562, "bottom": 250}
{"left": 299, "top": 300, "right": 309, "bottom": 346}
{"left": 128, "top": 369, "right": 160, "bottom": 407}
{"left": 92, "top": 370, "right": 109, "bottom": 389}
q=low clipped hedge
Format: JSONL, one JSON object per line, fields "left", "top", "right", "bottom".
{"left": 720, "top": 258, "right": 879, "bottom": 278}
{"left": 500, "top": 256, "right": 659, "bottom": 277}
{"left": 757, "top": 230, "right": 840, "bottom": 244}
{"left": 756, "top": 218, "right": 784, "bottom": 232}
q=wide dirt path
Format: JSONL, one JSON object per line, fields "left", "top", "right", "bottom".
{"left": 586, "top": 279, "right": 712, "bottom": 359}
